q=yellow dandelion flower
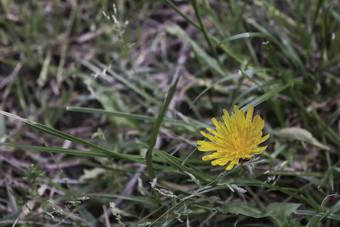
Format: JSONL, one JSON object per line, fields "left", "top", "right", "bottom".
{"left": 197, "top": 105, "right": 270, "bottom": 170}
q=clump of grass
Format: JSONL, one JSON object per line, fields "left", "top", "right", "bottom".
{"left": 1, "top": 0, "right": 340, "bottom": 226}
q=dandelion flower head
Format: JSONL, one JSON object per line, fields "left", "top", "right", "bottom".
{"left": 197, "top": 105, "right": 270, "bottom": 170}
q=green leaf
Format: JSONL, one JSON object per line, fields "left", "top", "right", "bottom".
{"left": 217, "top": 203, "right": 264, "bottom": 217}
{"left": 265, "top": 203, "right": 301, "bottom": 226}
{"left": 217, "top": 202, "right": 301, "bottom": 227}
{"left": 79, "top": 168, "right": 106, "bottom": 182}
{"left": 275, "top": 127, "right": 330, "bottom": 150}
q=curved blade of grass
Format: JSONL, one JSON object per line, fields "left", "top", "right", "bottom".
{"left": 70, "top": 104, "right": 211, "bottom": 132}
{"left": 0, "top": 142, "right": 179, "bottom": 174}
{"left": 0, "top": 143, "right": 108, "bottom": 157}
{"left": 294, "top": 210, "right": 340, "bottom": 221}
{"left": 0, "top": 112, "right": 5, "bottom": 140}
{"left": 145, "top": 76, "right": 180, "bottom": 204}
{"left": 193, "top": 69, "right": 268, "bottom": 104}
{"left": 240, "top": 70, "right": 266, "bottom": 92}
{"left": 233, "top": 79, "right": 276, "bottom": 105}
{"left": 164, "top": 0, "right": 200, "bottom": 31}
{"left": 232, "top": 180, "right": 314, "bottom": 207}
{"left": 312, "top": 110, "right": 340, "bottom": 145}
{"left": 314, "top": 197, "right": 340, "bottom": 224}
{"left": 149, "top": 201, "right": 184, "bottom": 226}
{"left": 153, "top": 147, "right": 212, "bottom": 184}
{"left": 164, "top": 2, "right": 244, "bottom": 63}
{"left": 80, "top": 160, "right": 138, "bottom": 173}
{"left": 263, "top": 41, "right": 282, "bottom": 70}
{"left": 181, "top": 185, "right": 226, "bottom": 201}
{"left": 134, "top": 205, "right": 166, "bottom": 226}
{"left": 146, "top": 76, "right": 180, "bottom": 181}
{"left": 244, "top": 19, "right": 304, "bottom": 72}
{"left": 217, "top": 32, "right": 279, "bottom": 45}
{"left": 0, "top": 111, "right": 142, "bottom": 163}
{"left": 191, "top": 0, "right": 219, "bottom": 64}
{"left": 245, "top": 82, "right": 291, "bottom": 108}
{"left": 193, "top": 72, "right": 240, "bottom": 104}
{"left": 87, "top": 193, "right": 155, "bottom": 206}
{"left": 80, "top": 60, "right": 160, "bottom": 105}
{"left": 67, "top": 107, "right": 155, "bottom": 121}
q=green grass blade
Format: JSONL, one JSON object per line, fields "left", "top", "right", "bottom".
{"left": 80, "top": 60, "right": 160, "bottom": 105}
{"left": 295, "top": 210, "right": 340, "bottom": 221}
{"left": 0, "top": 111, "right": 143, "bottom": 163}
{"left": 191, "top": 0, "right": 219, "bottom": 64}
{"left": 87, "top": 193, "right": 156, "bottom": 206}
{"left": 153, "top": 147, "right": 212, "bottom": 184}
{"left": 0, "top": 112, "right": 5, "bottom": 140}
{"left": 0, "top": 143, "right": 109, "bottom": 158}
{"left": 146, "top": 76, "right": 180, "bottom": 180}
{"left": 164, "top": 0, "right": 200, "bottom": 31}
{"left": 193, "top": 69, "right": 268, "bottom": 104}
{"left": 145, "top": 76, "right": 180, "bottom": 204}
{"left": 67, "top": 107, "right": 156, "bottom": 121}
{"left": 312, "top": 110, "right": 340, "bottom": 145}
{"left": 314, "top": 197, "right": 340, "bottom": 224}
{"left": 245, "top": 83, "right": 291, "bottom": 108}
{"left": 165, "top": 1, "right": 244, "bottom": 63}
{"left": 233, "top": 79, "right": 276, "bottom": 105}
{"left": 193, "top": 72, "right": 240, "bottom": 104}
{"left": 263, "top": 41, "right": 282, "bottom": 70}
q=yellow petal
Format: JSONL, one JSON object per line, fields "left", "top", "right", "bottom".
{"left": 200, "top": 131, "right": 215, "bottom": 141}
{"left": 222, "top": 109, "right": 231, "bottom": 131}
{"left": 234, "top": 105, "right": 240, "bottom": 115}
{"left": 211, "top": 158, "right": 230, "bottom": 166}
{"left": 206, "top": 127, "right": 219, "bottom": 136}
{"left": 203, "top": 153, "right": 220, "bottom": 161}
{"left": 197, "top": 141, "right": 217, "bottom": 151}
{"left": 260, "top": 134, "right": 270, "bottom": 143}
{"left": 252, "top": 146, "right": 267, "bottom": 154}
{"left": 212, "top": 118, "right": 225, "bottom": 135}
{"left": 223, "top": 109, "right": 230, "bottom": 121}
{"left": 252, "top": 115, "right": 264, "bottom": 131}
{"left": 246, "top": 105, "right": 254, "bottom": 123}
